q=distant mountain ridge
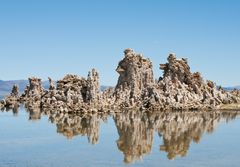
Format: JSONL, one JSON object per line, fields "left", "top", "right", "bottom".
{"left": 0, "top": 80, "right": 111, "bottom": 99}
{"left": 0, "top": 80, "right": 27, "bottom": 99}
{"left": 0, "top": 80, "right": 48, "bottom": 99}
{"left": 223, "top": 86, "right": 240, "bottom": 91}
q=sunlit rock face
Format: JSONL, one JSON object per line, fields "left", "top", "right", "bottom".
{"left": 143, "top": 53, "right": 240, "bottom": 110}
{"left": 23, "top": 77, "right": 45, "bottom": 99}
{"left": 40, "top": 69, "right": 101, "bottom": 113}
{"left": 113, "top": 50, "right": 240, "bottom": 110}
{"left": 86, "top": 68, "right": 100, "bottom": 104}
{"left": 114, "top": 48, "right": 154, "bottom": 107}
{"left": 56, "top": 70, "right": 100, "bottom": 104}
{"left": 20, "top": 77, "right": 45, "bottom": 108}
{"left": 113, "top": 110, "right": 240, "bottom": 163}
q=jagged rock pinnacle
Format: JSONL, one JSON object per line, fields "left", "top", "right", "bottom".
{"left": 1, "top": 49, "right": 240, "bottom": 112}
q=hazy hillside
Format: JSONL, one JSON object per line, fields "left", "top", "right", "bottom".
{"left": 223, "top": 86, "right": 240, "bottom": 91}
{"left": 0, "top": 80, "right": 50, "bottom": 99}
{"left": 0, "top": 80, "right": 27, "bottom": 99}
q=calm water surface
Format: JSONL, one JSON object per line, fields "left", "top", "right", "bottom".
{"left": 0, "top": 107, "right": 240, "bottom": 167}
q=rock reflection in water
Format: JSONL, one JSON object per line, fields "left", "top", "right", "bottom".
{"left": 47, "top": 111, "right": 108, "bottom": 144}
{"left": 113, "top": 110, "right": 240, "bottom": 163}
{"left": 113, "top": 111, "right": 154, "bottom": 163}
{"left": 26, "top": 106, "right": 42, "bottom": 120}
{"left": 0, "top": 106, "right": 239, "bottom": 164}
{"left": 1, "top": 105, "right": 19, "bottom": 116}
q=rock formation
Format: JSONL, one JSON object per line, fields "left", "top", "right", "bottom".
{"left": 11, "top": 84, "right": 19, "bottom": 97}
{"left": 140, "top": 53, "right": 240, "bottom": 110}
{"left": 20, "top": 77, "right": 45, "bottom": 108}
{"left": 1, "top": 48, "right": 240, "bottom": 112}
{"left": 0, "top": 84, "right": 20, "bottom": 109}
{"left": 48, "top": 77, "right": 55, "bottom": 91}
{"left": 40, "top": 69, "right": 102, "bottom": 114}
{"left": 114, "top": 48, "right": 154, "bottom": 107}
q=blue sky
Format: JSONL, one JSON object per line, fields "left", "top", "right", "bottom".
{"left": 0, "top": 0, "right": 239, "bottom": 86}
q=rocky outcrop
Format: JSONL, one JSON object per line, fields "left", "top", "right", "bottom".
{"left": 114, "top": 48, "right": 154, "bottom": 107}
{"left": 48, "top": 77, "right": 55, "bottom": 91}
{"left": 0, "top": 48, "right": 239, "bottom": 112}
{"left": 11, "top": 84, "right": 19, "bottom": 97}
{"left": 86, "top": 68, "right": 100, "bottom": 103}
{"left": 0, "top": 84, "right": 20, "bottom": 109}
{"left": 20, "top": 77, "right": 45, "bottom": 108}
{"left": 141, "top": 53, "right": 240, "bottom": 110}
{"left": 40, "top": 69, "right": 102, "bottom": 113}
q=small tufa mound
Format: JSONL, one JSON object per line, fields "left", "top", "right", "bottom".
{"left": 11, "top": 84, "right": 19, "bottom": 97}
{"left": 20, "top": 77, "right": 45, "bottom": 108}
{"left": 0, "top": 84, "right": 20, "bottom": 109}
{"left": 40, "top": 69, "right": 101, "bottom": 113}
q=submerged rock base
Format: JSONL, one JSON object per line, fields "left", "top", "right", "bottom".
{"left": 1, "top": 49, "right": 240, "bottom": 112}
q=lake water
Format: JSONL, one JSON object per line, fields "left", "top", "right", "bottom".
{"left": 0, "top": 107, "right": 240, "bottom": 167}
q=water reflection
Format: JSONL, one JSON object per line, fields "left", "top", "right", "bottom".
{"left": 48, "top": 112, "right": 108, "bottom": 144}
{"left": 1, "top": 106, "right": 240, "bottom": 164}
{"left": 114, "top": 110, "right": 240, "bottom": 163}
{"left": 114, "top": 111, "right": 154, "bottom": 163}
{"left": 25, "top": 105, "right": 41, "bottom": 120}
{"left": 1, "top": 105, "right": 19, "bottom": 116}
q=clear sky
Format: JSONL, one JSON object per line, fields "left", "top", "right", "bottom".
{"left": 0, "top": 0, "right": 239, "bottom": 86}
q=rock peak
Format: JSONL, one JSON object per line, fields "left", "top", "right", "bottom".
{"left": 115, "top": 50, "right": 154, "bottom": 106}
{"left": 124, "top": 48, "right": 134, "bottom": 56}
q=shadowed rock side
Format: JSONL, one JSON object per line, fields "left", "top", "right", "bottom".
{"left": 1, "top": 48, "right": 240, "bottom": 111}
{"left": 113, "top": 110, "right": 240, "bottom": 163}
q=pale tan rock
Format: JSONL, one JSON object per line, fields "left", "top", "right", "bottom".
{"left": 86, "top": 68, "right": 100, "bottom": 104}
{"left": 48, "top": 77, "right": 55, "bottom": 90}
{"left": 1, "top": 84, "right": 20, "bottom": 109}
{"left": 1, "top": 48, "right": 240, "bottom": 112}
{"left": 115, "top": 49, "right": 154, "bottom": 107}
